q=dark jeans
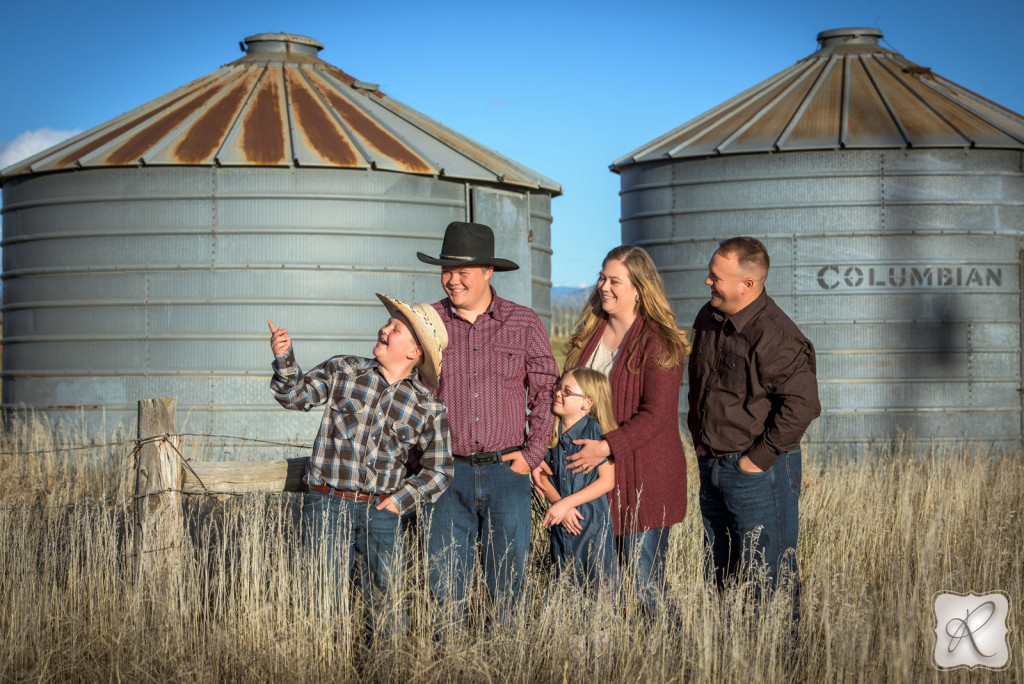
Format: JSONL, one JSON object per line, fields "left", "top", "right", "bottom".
{"left": 425, "top": 460, "right": 532, "bottom": 610}
{"left": 698, "top": 447, "right": 801, "bottom": 596}
{"left": 301, "top": 490, "right": 406, "bottom": 638}
{"left": 617, "top": 526, "right": 670, "bottom": 616}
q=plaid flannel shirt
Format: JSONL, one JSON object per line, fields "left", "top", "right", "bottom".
{"left": 271, "top": 349, "right": 452, "bottom": 513}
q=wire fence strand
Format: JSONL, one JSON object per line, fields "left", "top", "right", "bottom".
{"left": 0, "top": 431, "right": 307, "bottom": 512}
{"left": 0, "top": 431, "right": 312, "bottom": 458}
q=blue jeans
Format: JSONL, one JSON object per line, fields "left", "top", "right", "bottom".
{"left": 426, "top": 460, "right": 532, "bottom": 609}
{"left": 698, "top": 447, "right": 801, "bottom": 594}
{"left": 301, "top": 490, "right": 406, "bottom": 638}
{"left": 617, "top": 526, "right": 670, "bottom": 616}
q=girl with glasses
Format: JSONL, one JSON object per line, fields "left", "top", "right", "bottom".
{"left": 534, "top": 367, "right": 619, "bottom": 597}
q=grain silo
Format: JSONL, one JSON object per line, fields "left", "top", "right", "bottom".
{"left": 612, "top": 28, "right": 1024, "bottom": 452}
{"left": 0, "top": 33, "right": 561, "bottom": 449}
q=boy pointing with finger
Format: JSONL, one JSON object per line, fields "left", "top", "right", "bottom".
{"left": 269, "top": 293, "right": 452, "bottom": 640}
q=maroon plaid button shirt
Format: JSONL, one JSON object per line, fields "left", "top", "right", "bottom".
{"left": 431, "top": 289, "right": 558, "bottom": 469}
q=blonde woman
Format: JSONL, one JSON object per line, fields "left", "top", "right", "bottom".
{"left": 537, "top": 245, "right": 690, "bottom": 615}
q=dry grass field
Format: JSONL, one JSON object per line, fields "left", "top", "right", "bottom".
{"left": 1, "top": 411, "right": 1022, "bottom": 682}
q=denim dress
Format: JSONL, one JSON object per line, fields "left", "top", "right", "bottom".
{"left": 547, "top": 416, "right": 620, "bottom": 592}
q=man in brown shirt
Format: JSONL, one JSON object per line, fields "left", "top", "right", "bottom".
{"left": 688, "top": 236, "right": 820, "bottom": 598}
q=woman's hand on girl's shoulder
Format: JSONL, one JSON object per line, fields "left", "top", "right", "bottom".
{"left": 567, "top": 439, "right": 611, "bottom": 473}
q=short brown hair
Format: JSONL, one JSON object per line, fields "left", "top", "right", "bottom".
{"left": 717, "top": 237, "right": 769, "bottom": 277}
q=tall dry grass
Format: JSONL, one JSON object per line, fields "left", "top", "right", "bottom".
{"left": 0, "top": 413, "right": 1021, "bottom": 682}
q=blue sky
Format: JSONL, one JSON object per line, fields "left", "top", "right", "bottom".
{"left": 2, "top": 0, "right": 1022, "bottom": 287}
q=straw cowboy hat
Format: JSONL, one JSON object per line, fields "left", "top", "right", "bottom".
{"left": 376, "top": 293, "right": 448, "bottom": 388}
{"left": 416, "top": 221, "right": 519, "bottom": 272}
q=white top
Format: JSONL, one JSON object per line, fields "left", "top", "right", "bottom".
{"left": 585, "top": 340, "right": 620, "bottom": 377}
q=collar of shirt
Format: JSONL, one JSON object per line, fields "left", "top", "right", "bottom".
{"left": 558, "top": 415, "right": 593, "bottom": 445}
{"left": 712, "top": 288, "right": 769, "bottom": 334}
{"left": 362, "top": 358, "right": 424, "bottom": 391}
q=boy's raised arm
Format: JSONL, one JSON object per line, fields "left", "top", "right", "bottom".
{"left": 268, "top": 320, "right": 333, "bottom": 412}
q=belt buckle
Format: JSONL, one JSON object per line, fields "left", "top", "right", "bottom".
{"left": 469, "top": 452, "right": 490, "bottom": 466}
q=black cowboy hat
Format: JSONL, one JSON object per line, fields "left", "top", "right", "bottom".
{"left": 416, "top": 222, "right": 519, "bottom": 272}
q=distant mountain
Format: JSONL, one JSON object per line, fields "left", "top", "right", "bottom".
{"left": 551, "top": 285, "right": 591, "bottom": 307}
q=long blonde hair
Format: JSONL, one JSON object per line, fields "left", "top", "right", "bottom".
{"left": 565, "top": 245, "right": 691, "bottom": 372}
{"left": 549, "top": 368, "right": 616, "bottom": 448}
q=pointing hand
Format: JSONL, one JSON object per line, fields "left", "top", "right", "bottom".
{"left": 268, "top": 320, "right": 292, "bottom": 356}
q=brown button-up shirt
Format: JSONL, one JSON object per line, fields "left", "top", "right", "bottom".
{"left": 687, "top": 290, "right": 820, "bottom": 470}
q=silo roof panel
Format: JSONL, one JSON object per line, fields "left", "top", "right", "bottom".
{"left": 924, "top": 77, "right": 1024, "bottom": 147}
{"left": 1, "top": 33, "right": 560, "bottom": 194}
{"left": 722, "top": 64, "right": 823, "bottom": 154}
{"left": 348, "top": 94, "right": 498, "bottom": 181}
{"left": 218, "top": 66, "right": 291, "bottom": 166}
{"left": 776, "top": 57, "right": 844, "bottom": 151}
{"left": 139, "top": 73, "right": 263, "bottom": 166}
{"left": 105, "top": 81, "right": 231, "bottom": 166}
{"left": 172, "top": 71, "right": 262, "bottom": 164}
{"left": 372, "top": 94, "right": 561, "bottom": 190}
{"left": 673, "top": 69, "right": 812, "bottom": 157}
{"left": 285, "top": 69, "right": 365, "bottom": 168}
{"left": 10, "top": 72, "right": 228, "bottom": 174}
{"left": 306, "top": 67, "right": 435, "bottom": 174}
{"left": 843, "top": 57, "right": 907, "bottom": 147}
{"left": 613, "top": 28, "right": 1024, "bottom": 170}
{"left": 625, "top": 65, "right": 811, "bottom": 164}
{"left": 901, "top": 74, "right": 1023, "bottom": 148}
{"left": 866, "top": 57, "right": 970, "bottom": 148}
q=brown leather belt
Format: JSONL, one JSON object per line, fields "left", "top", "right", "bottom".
{"left": 308, "top": 485, "right": 385, "bottom": 502}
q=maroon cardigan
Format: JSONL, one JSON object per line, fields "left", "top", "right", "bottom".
{"left": 578, "top": 317, "right": 686, "bottom": 536}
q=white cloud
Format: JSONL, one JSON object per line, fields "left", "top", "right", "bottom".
{"left": 0, "top": 127, "right": 82, "bottom": 169}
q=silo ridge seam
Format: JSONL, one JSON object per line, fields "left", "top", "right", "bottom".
{"left": 860, "top": 56, "right": 911, "bottom": 148}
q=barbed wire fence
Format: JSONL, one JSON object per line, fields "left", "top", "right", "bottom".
{"left": 0, "top": 431, "right": 314, "bottom": 512}
{"left": 0, "top": 427, "right": 551, "bottom": 516}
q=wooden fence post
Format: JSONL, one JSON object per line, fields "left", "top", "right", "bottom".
{"left": 133, "top": 397, "right": 183, "bottom": 616}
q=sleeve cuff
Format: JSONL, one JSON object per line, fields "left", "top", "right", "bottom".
{"left": 522, "top": 448, "right": 545, "bottom": 470}
{"left": 391, "top": 485, "right": 417, "bottom": 514}
{"left": 603, "top": 428, "right": 628, "bottom": 463}
{"left": 273, "top": 349, "right": 297, "bottom": 375}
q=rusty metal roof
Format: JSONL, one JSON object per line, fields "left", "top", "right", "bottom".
{"left": 1, "top": 33, "right": 561, "bottom": 194}
{"left": 612, "top": 27, "right": 1024, "bottom": 171}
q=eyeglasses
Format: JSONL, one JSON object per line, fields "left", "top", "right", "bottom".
{"left": 554, "top": 385, "right": 587, "bottom": 399}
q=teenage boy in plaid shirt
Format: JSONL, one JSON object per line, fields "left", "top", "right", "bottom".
{"left": 269, "top": 293, "right": 452, "bottom": 640}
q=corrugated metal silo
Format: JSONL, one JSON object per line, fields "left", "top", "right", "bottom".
{"left": 613, "top": 28, "right": 1024, "bottom": 452}
{"left": 0, "top": 33, "right": 561, "bottom": 449}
